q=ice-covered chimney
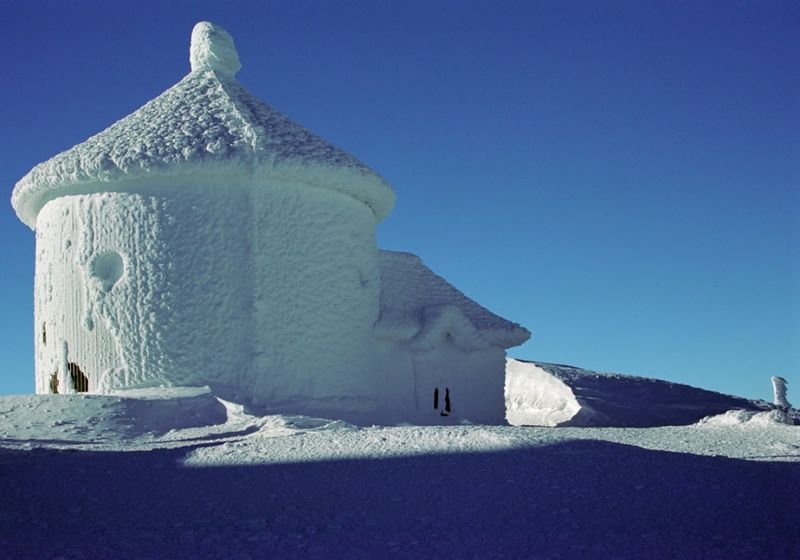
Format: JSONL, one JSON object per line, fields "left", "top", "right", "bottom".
{"left": 190, "top": 21, "right": 241, "bottom": 78}
{"left": 772, "top": 376, "right": 791, "bottom": 409}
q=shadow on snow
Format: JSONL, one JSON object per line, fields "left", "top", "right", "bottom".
{"left": 0, "top": 440, "right": 798, "bottom": 559}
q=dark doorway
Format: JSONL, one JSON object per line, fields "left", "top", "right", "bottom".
{"left": 433, "top": 387, "right": 452, "bottom": 416}
{"left": 68, "top": 362, "right": 88, "bottom": 393}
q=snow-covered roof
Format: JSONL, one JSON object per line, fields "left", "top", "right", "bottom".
{"left": 11, "top": 22, "right": 395, "bottom": 228}
{"left": 376, "top": 250, "right": 530, "bottom": 350}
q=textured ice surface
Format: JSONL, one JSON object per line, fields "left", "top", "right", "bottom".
{"left": 11, "top": 22, "right": 394, "bottom": 228}
{"left": 190, "top": 21, "right": 241, "bottom": 77}
{"left": 376, "top": 251, "right": 530, "bottom": 349}
{"left": 33, "top": 181, "right": 380, "bottom": 420}
{"left": 772, "top": 375, "right": 792, "bottom": 408}
{"left": 30, "top": 188, "right": 521, "bottom": 423}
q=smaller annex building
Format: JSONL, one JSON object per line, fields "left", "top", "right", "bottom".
{"left": 376, "top": 251, "right": 529, "bottom": 424}
{"left": 10, "top": 22, "right": 529, "bottom": 425}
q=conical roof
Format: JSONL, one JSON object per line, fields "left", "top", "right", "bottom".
{"left": 11, "top": 22, "right": 395, "bottom": 228}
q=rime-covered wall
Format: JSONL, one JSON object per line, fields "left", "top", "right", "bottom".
{"left": 33, "top": 179, "right": 380, "bottom": 416}
{"left": 371, "top": 339, "right": 507, "bottom": 425}
{"left": 249, "top": 180, "right": 380, "bottom": 417}
{"left": 34, "top": 184, "right": 253, "bottom": 394}
{"left": 411, "top": 343, "right": 507, "bottom": 425}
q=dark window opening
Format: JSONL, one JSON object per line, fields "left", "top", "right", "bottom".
{"left": 68, "top": 362, "right": 88, "bottom": 393}
{"left": 434, "top": 387, "right": 452, "bottom": 416}
{"left": 49, "top": 371, "right": 58, "bottom": 394}
{"left": 42, "top": 323, "right": 47, "bottom": 346}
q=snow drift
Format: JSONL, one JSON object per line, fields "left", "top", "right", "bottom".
{"left": 504, "top": 358, "right": 580, "bottom": 426}
{"left": 0, "top": 386, "right": 226, "bottom": 442}
{"left": 505, "top": 358, "right": 784, "bottom": 427}
{"left": 697, "top": 408, "right": 795, "bottom": 427}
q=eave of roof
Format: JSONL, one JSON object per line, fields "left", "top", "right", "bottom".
{"left": 375, "top": 250, "right": 531, "bottom": 351}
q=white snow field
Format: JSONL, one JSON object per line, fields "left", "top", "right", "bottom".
{"left": 1, "top": 388, "right": 799, "bottom": 559}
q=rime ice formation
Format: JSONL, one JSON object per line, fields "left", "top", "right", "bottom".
{"left": 190, "top": 21, "right": 241, "bottom": 77}
{"left": 772, "top": 376, "right": 791, "bottom": 408}
{"left": 11, "top": 22, "right": 529, "bottom": 425}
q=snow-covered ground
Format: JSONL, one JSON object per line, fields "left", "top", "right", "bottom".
{"left": 1, "top": 389, "right": 799, "bottom": 559}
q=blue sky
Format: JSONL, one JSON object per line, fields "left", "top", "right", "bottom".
{"left": 0, "top": 0, "right": 797, "bottom": 401}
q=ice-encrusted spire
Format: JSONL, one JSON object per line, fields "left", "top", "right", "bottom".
{"left": 772, "top": 376, "right": 791, "bottom": 409}
{"left": 190, "top": 21, "right": 241, "bottom": 78}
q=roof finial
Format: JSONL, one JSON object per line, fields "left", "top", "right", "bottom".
{"left": 190, "top": 21, "right": 241, "bottom": 78}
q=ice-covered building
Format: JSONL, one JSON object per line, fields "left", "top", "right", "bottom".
{"left": 11, "top": 22, "right": 529, "bottom": 424}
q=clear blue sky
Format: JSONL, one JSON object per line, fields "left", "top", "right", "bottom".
{"left": 0, "top": 1, "right": 797, "bottom": 402}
